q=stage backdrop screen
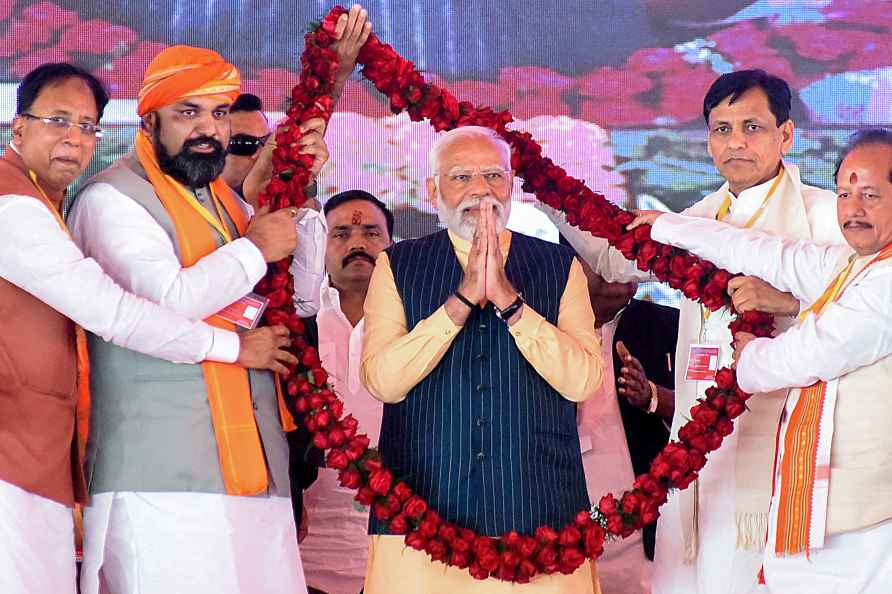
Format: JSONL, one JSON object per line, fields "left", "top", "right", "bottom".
{"left": 2, "top": 0, "right": 890, "bottom": 304}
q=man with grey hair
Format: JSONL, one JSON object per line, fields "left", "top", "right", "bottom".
{"left": 359, "top": 126, "right": 605, "bottom": 593}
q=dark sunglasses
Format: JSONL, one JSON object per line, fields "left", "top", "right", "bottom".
{"left": 228, "top": 133, "right": 271, "bottom": 156}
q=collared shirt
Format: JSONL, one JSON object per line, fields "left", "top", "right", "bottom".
{"left": 300, "top": 280, "right": 383, "bottom": 594}
{"left": 68, "top": 182, "right": 326, "bottom": 321}
{"left": 360, "top": 229, "right": 603, "bottom": 403}
{"left": 0, "top": 193, "right": 236, "bottom": 363}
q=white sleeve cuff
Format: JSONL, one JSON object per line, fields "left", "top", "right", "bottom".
{"left": 228, "top": 237, "right": 268, "bottom": 284}
{"left": 206, "top": 327, "right": 241, "bottom": 363}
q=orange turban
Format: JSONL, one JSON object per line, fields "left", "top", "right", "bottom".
{"left": 137, "top": 45, "right": 241, "bottom": 117}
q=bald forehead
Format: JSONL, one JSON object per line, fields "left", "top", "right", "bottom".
{"left": 438, "top": 135, "right": 510, "bottom": 170}
{"left": 229, "top": 110, "right": 269, "bottom": 136}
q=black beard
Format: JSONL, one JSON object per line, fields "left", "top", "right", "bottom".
{"left": 154, "top": 120, "right": 225, "bottom": 188}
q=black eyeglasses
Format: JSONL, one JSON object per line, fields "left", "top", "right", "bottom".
{"left": 228, "top": 133, "right": 271, "bottom": 156}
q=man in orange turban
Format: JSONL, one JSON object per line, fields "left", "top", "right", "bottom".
{"left": 69, "top": 45, "right": 330, "bottom": 594}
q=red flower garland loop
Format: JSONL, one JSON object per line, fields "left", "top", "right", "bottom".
{"left": 254, "top": 6, "right": 776, "bottom": 583}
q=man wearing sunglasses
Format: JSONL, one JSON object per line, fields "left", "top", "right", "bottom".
{"left": 222, "top": 93, "right": 272, "bottom": 196}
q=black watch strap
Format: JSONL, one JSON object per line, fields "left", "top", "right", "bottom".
{"left": 454, "top": 290, "right": 476, "bottom": 310}
{"left": 495, "top": 294, "right": 524, "bottom": 321}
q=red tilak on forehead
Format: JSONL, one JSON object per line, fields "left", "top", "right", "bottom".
{"left": 352, "top": 210, "right": 363, "bottom": 225}
{"left": 850, "top": 171, "right": 859, "bottom": 184}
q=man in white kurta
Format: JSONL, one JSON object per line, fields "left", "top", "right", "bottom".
{"left": 0, "top": 63, "right": 296, "bottom": 594}
{"left": 299, "top": 191, "right": 391, "bottom": 594}
{"left": 542, "top": 70, "right": 843, "bottom": 594}
{"left": 67, "top": 47, "right": 328, "bottom": 594}
{"left": 638, "top": 130, "right": 892, "bottom": 594}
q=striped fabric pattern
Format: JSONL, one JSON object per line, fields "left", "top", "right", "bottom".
{"left": 372, "top": 230, "right": 589, "bottom": 536}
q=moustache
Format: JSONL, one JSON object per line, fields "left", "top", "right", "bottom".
{"left": 183, "top": 136, "right": 224, "bottom": 154}
{"left": 342, "top": 251, "right": 376, "bottom": 267}
{"left": 843, "top": 220, "right": 873, "bottom": 230}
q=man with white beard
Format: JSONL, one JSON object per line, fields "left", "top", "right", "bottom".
{"left": 359, "top": 126, "right": 605, "bottom": 593}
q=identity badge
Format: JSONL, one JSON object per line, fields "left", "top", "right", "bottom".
{"left": 216, "top": 292, "right": 269, "bottom": 330}
{"left": 685, "top": 343, "right": 721, "bottom": 382}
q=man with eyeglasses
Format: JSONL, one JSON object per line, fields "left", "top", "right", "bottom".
{"left": 66, "top": 46, "right": 328, "bottom": 594}
{"left": 360, "top": 126, "right": 604, "bottom": 593}
{"left": 0, "top": 63, "right": 298, "bottom": 594}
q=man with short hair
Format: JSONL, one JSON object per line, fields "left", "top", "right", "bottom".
{"left": 631, "top": 127, "right": 892, "bottom": 594}
{"left": 67, "top": 46, "right": 329, "bottom": 594}
{"left": 361, "top": 126, "right": 604, "bottom": 593}
{"left": 299, "top": 190, "right": 393, "bottom": 594}
{"left": 543, "top": 69, "right": 844, "bottom": 593}
{"left": 0, "top": 63, "right": 293, "bottom": 594}
{"left": 221, "top": 93, "right": 271, "bottom": 195}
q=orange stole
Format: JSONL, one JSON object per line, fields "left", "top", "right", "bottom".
{"left": 774, "top": 244, "right": 892, "bottom": 554}
{"left": 134, "top": 130, "right": 293, "bottom": 496}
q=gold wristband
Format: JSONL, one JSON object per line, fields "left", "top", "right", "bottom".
{"left": 647, "top": 380, "right": 659, "bottom": 414}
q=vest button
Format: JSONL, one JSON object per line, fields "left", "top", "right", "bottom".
{"left": 475, "top": 352, "right": 487, "bottom": 362}
{"left": 476, "top": 451, "right": 486, "bottom": 461}
{"left": 476, "top": 418, "right": 487, "bottom": 427}
{"left": 476, "top": 383, "right": 488, "bottom": 392}
{"left": 477, "top": 322, "right": 487, "bottom": 332}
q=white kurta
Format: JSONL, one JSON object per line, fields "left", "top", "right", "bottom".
{"left": 0, "top": 190, "right": 249, "bottom": 594}
{"left": 299, "top": 282, "right": 384, "bottom": 594}
{"left": 540, "top": 163, "right": 843, "bottom": 594}
{"left": 652, "top": 212, "right": 892, "bottom": 594}
{"left": 577, "top": 318, "right": 649, "bottom": 594}
{"left": 68, "top": 180, "right": 328, "bottom": 594}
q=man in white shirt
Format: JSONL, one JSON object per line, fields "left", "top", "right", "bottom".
{"left": 299, "top": 190, "right": 392, "bottom": 594}
{"left": 631, "top": 127, "right": 892, "bottom": 594}
{"left": 542, "top": 69, "right": 844, "bottom": 594}
{"left": 66, "top": 46, "right": 328, "bottom": 594}
{"left": 0, "top": 63, "right": 296, "bottom": 594}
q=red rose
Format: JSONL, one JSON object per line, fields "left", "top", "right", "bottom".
{"left": 504, "top": 530, "right": 523, "bottom": 550}
{"left": 452, "top": 537, "right": 471, "bottom": 553}
{"left": 389, "top": 514, "right": 409, "bottom": 534}
{"left": 391, "top": 481, "right": 412, "bottom": 503}
{"left": 374, "top": 500, "right": 395, "bottom": 521}
{"left": 469, "top": 562, "right": 489, "bottom": 580}
{"left": 341, "top": 415, "right": 359, "bottom": 438}
{"left": 419, "top": 519, "right": 439, "bottom": 539}
{"left": 715, "top": 368, "right": 736, "bottom": 391}
{"left": 559, "top": 547, "right": 586, "bottom": 574}
{"left": 634, "top": 474, "right": 661, "bottom": 495}
{"left": 621, "top": 492, "right": 642, "bottom": 515}
{"left": 338, "top": 467, "right": 361, "bottom": 489}
{"left": 710, "top": 394, "right": 727, "bottom": 411}
{"left": 706, "top": 432, "right": 724, "bottom": 450}
{"left": 500, "top": 550, "right": 520, "bottom": 569}
{"left": 598, "top": 495, "right": 617, "bottom": 516}
{"left": 301, "top": 348, "right": 321, "bottom": 367}
{"left": 328, "top": 400, "right": 344, "bottom": 419}
{"left": 314, "top": 410, "right": 331, "bottom": 429}
{"left": 478, "top": 547, "right": 501, "bottom": 572}
{"left": 310, "top": 367, "right": 328, "bottom": 387}
{"left": 725, "top": 399, "right": 746, "bottom": 419}
{"left": 368, "top": 469, "right": 393, "bottom": 496}
{"left": 403, "top": 496, "right": 428, "bottom": 520}
{"left": 362, "top": 458, "right": 383, "bottom": 473}
{"left": 535, "top": 546, "right": 559, "bottom": 572}
{"left": 309, "top": 394, "right": 324, "bottom": 409}
{"left": 632, "top": 225, "right": 651, "bottom": 242}
{"left": 451, "top": 551, "right": 471, "bottom": 569}
{"left": 326, "top": 427, "right": 346, "bottom": 448}
{"left": 535, "top": 525, "right": 559, "bottom": 544}
{"left": 495, "top": 564, "right": 517, "bottom": 583}
{"left": 606, "top": 513, "right": 625, "bottom": 535}
{"left": 519, "top": 536, "right": 538, "bottom": 558}
{"left": 293, "top": 396, "right": 309, "bottom": 413}
{"left": 636, "top": 240, "right": 659, "bottom": 271}
{"left": 640, "top": 500, "right": 660, "bottom": 525}
{"left": 312, "top": 432, "right": 329, "bottom": 450}
{"left": 558, "top": 525, "right": 581, "bottom": 546}
{"left": 438, "top": 524, "right": 458, "bottom": 543}
{"left": 426, "top": 538, "right": 448, "bottom": 561}
{"left": 584, "top": 524, "right": 605, "bottom": 558}
{"left": 715, "top": 417, "right": 734, "bottom": 437}
{"left": 650, "top": 460, "right": 671, "bottom": 479}
{"left": 517, "top": 559, "right": 538, "bottom": 582}
{"left": 615, "top": 233, "right": 638, "bottom": 259}
{"left": 575, "top": 510, "right": 594, "bottom": 528}
{"left": 682, "top": 278, "right": 702, "bottom": 300}
{"left": 687, "top": 435, "right": 708, "bottom": 453}
{"left": 355, "top": 486, "right": 376, "bottom": 506}
{"left": 691, "top": 404, "right": 719, "bottom": 427}
{"left": 405, "top": 531, "right": 427, "bottom": 551}
{"left": 325, "top": 449, "right": 349, "bottom": 470}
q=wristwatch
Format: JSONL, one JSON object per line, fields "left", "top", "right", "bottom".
{"left": 494, "top": 294, "right": 524, "bottom": 322}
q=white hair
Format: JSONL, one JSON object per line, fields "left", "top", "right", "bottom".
{"left": 427, "top": 125, "right": 512, "bottom": 175}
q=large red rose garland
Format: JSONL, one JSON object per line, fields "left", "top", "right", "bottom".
{"left": 254, "top": 5, "right": 776, "bottom": 583}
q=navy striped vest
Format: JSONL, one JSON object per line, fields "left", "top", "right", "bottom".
{"left": 371, "top": 230, "right": 589, "bottom": 536}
